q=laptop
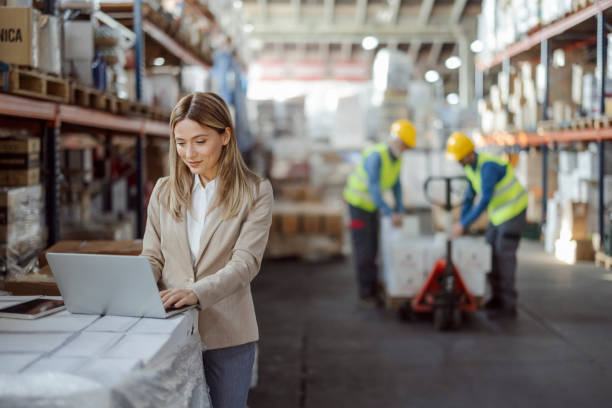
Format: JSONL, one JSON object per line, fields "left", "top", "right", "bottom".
{"left": 46, "top": 253, "right": 197, "bottom": 319}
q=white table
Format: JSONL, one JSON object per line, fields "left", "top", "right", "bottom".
{"left": 0, "top": 296, "right": 209, "bottom": 408}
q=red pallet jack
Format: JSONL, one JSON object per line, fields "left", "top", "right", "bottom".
{"left": 399, "top": 176, "right": 477, "bottom": 330}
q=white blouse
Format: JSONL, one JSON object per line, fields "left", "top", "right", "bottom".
{"left": 187, "top": 175, "right": 217, "bottom": 264}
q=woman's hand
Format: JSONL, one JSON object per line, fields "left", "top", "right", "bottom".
{"left": 160, "top": 288, "right": 199, "bottom": 309}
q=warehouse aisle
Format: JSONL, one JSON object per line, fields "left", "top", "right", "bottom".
{"left": 249, "top": 241, "right": 612, "bottom": 407}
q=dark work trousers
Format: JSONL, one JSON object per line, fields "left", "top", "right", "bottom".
{"left": 348, "top": 204, "right": 379, "bottom": 298}
{"left": 485, "top": 209, "right": 527, "bottom": 310}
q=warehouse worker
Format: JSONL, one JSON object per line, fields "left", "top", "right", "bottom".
{"left": 446, "top": 132, "right": 527, "bottom": 319}
{"left": 343, "top": 120, "right": 416, "bottom": 307}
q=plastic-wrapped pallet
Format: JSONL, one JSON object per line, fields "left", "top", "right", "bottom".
{"left": 380, "top": 215, "right": 424, "bottom": 297}
{"left": 427, "top": 234, "right": 491, "bottom": 297}
{"left": 380, "top": 224, "right": 490, "bottom": 298}
{"left": 0, "top": 185, "right": 44, "bottom": 277}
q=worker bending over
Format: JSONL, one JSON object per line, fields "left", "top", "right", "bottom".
{"left": 446, "top": 132, "right": 527, "bottom": 319}
{"left": 343, "top": 120, "right": 417, "bottom": 307}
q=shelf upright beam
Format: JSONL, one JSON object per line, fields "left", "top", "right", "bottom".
{"left": 134, "top": 0, "right": 145, "bottom": 238}
{"left": 44, "top": 114, "right": 61, "bottom": 247}
{"left": 597, "top": 12, "right": 607, "bottom": 239}
{"left": 104, "top": 134, "right": 112, "bottom": 212}
{"left": 541, "top": 39, "right": 550, "bottom": 228}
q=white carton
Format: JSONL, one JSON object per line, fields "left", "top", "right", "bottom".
{"left": 63, "top": 20, "right": 94, "bottom": 61}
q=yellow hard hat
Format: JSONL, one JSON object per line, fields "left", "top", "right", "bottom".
{"left": 446, "top": 132, "right": 474, "bottom": 161}
{"left": 390, "top": 120, "right": 416, "bottom": 148}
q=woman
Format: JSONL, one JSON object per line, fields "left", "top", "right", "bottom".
{"left": 141, "top": 92, "right": 273, "bottom": 407}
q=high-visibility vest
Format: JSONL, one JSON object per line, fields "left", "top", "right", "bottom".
{"left": 464, "top": 153, "right": 527, "bottom": 226}
{"left": 343, "top": 143, "right": 402, "bottom": 212}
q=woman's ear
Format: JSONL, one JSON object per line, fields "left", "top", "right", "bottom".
{"left": 222, "top": 127, "right": 231, "bottom": 146}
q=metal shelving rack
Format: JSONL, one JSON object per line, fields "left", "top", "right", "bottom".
{"left": 476, "top": 2, "right": 611, "bottom": 238}
{"left": 0, "top": 0, "right": 217, "bottom": 246}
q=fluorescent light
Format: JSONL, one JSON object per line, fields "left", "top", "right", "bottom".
{"left": 446, "top": 93, "right": 459, "bottom": 105}
{"left": 362, "top": 36, "right": 379, "bottom": 51}
{"left": 243, "top": 24, "right": 254, "bottom": 33}
{"left": 470, "top": 40, "right": 483, "bottom": 53}
{"left": 445, "top": 56, "right": 461, "bottom": 70}
{"left": 233, "top": 0, "right": 243, "bottom": 9}
{"left": 424, "top": 70, "right": 440, "bottom": 83}
{"left": 153, "top": 57, "right": 165, "bottom": 66}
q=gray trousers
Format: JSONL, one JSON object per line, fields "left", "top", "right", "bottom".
{"left": 485, "top": 210, "right": 526, "bottom": 310}
{"left": 202, "top": 341, "right": 256, "bottom": 408}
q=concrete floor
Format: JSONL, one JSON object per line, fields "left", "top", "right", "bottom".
{"left": 248, "top": 241, "right": 612, "bottom": 408}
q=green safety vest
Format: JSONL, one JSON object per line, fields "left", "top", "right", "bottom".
{"left": 343, "top": 143, "right": 402, "bottom": 212}
{"left": 465, "top": 153, "right": 527, "bottom": 226}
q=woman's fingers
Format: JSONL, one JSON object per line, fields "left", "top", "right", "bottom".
{"left": 161, "top": 289, "right": 193, "bottom": 308}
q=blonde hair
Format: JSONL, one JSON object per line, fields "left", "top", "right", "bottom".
{"left": 159, "top": 92, "right": 260, "bottom": 221}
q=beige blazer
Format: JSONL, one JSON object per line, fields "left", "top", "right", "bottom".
{"left": 141, "top": 177, "right": 273, "bottom": 350}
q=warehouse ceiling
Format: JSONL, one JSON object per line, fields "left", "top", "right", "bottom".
{"left": 239, "top": 0, "right": 481, "bottom": 85}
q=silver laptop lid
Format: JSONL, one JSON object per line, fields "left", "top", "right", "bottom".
{"left": 46, "top": 253, "right": 168, "bottom": 318}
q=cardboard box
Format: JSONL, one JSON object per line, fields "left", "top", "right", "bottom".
{"left": 280, "top": 214, "right": 298, "bottom": 236}
{"left": 0, "top": 152, "right": 39, "bottom": 169}
{"left": 323, "top": 212, "right": 343, "bottom": 236}
{"left": 554, "top": 238, "right": 595, "bottom": 264}
{"left": 0, "top": 137, "right": 40, "bottom": 154}
{"left": 560, "top": 201, "right": 588, "bottom": 241}
{"left": 60, "top": 220, "right": 134, "bottom": 241}
{"left": 0, "top": 6, "right": 39, "bottom": 68}
{"left": 0, "top": 168, "right": 39, "bottom": 186}
{"left": 301, "top": 213, "right": 321, "bottom": 235}
{"left": 3, "top": 277, "right": 59, "bottom": 296}
{"left": 38, "top": 14, "right": 61, "bottom": 75}
{"left": 39, "top": 239, "right": 143, "bottom": 268}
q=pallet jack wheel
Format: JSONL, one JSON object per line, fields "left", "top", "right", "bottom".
{"left": 397, "top": 301, "right": 414, "bottom": 322}
{"left": 433, "top": 307, "right": 450, "bottom": 331}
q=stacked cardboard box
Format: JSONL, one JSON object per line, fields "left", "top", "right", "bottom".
{"left": 0, "top": 136, "right": 44, "bottom": 278}
{"left": 266, "top": 202, "right": 344, "bottom": 259}
{"left": 0, "top": 7, "right": 61, "bottom": 75}
{"left": 554, "top": 202, "right": 594, "bottom": 263}
{"left": 515, "top": 149, "right": 558, "bottom": 223}
{"left": 0, "top": 136, "right": 40, "bottom": 186}
{"left": 4, "top": 239, "right": 143, "bottom": 295}
{"left": 0, "top": 7, "right": 39, "bottom": 68}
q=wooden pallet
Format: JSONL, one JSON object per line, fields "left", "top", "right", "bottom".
{"left": 572, "top": 0, "right": 590, "bottom": 11}
{"left": 594, "top": 116, "right": 612, "bottom": 130}
{"left": 570, "top": 117, "right": 594, "bottom": 130}
{"left": 594, "top": 251, "right": 612, "bottom": 270}
{"left": 116, "top": 98, "right": 130, "bottom": 115}
{"left": 70, "top": 82, "right": 123, "bottom": 114}
{"left": 4, "top": 66, "right": 69, "bottom": 103}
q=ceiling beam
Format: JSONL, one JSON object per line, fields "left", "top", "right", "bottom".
{"left": 324, "top": 0, "right": 334, "bottom": 24}
{"left": 389, "top": 0, "right": 401, "bottom": 25}
{"left": 292, "top": 0, "right": 301, "bottom": 22}
{"left": 341, "top": 42, "right": 352, "bottom": 60}
{"left": 449, "top": 0, "right": 468, "bottom": 24}
{"left": 408, "top": 40, "right": 422, "bottom": 62}
{"left": 319, "top": 42, "right": 330, "bottom": 60}
{"left": 418, "top": 0, "right": 435, "bottom": 26}
{"left": 257, "top": 0, "right": 268, "bottom": 22}
{"left": 355, "top": 0, "right": 368, "bottom": 25}
{"left": 427, "top": 41, "right": 443, "bottom": 66}
{"left": 250, "top": 24, "right": 462, "bottom": 42}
